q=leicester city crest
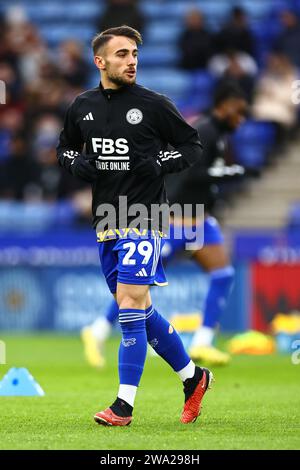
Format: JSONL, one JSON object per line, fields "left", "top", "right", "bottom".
{"left": 126, "top": 108, "right": 143, "bottom": 125}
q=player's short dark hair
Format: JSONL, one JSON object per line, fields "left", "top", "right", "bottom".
{"left": 92, "top": 26, "right": 143, "bottom": 55}
{"left": 213, "top": 82, "right": 246, "bottom": 107}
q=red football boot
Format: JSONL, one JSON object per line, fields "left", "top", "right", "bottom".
{"left": 180, "top": 366, "right": 214, "bottom": 424}
{"left": 94, "top": 407, "right": 132, "bottom": 426}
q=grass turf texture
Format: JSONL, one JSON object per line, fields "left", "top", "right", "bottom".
{"left": 0, "top": 334, "right": 299, "bottom": 450}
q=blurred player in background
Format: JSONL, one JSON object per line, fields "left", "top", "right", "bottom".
{"left": 57, "top": 26, "right": 213, "bottom": 426}
{"left": 82, "top": 83, "right": 248, "bottom": 368}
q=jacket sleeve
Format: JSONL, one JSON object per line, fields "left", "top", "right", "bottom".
{"left": 155, "top": 96, "right": 203, "bottom": 174}
{"left": 185, "top": 121, "right": 245, "bottom": 184}
{"left": 56, "top": 99, "right": 84, "bottom": 174}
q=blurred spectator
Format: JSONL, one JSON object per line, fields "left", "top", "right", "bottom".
{"left": 178, "top": 9, "right": 214, "bottom": 70}
{"left": 0, "top": 106, "right": 25, "bottom": 162}
{"left": 97, "top": 0, "right": 145, "bottom": 33}
{"left": 3, "top": 6, "right": 49, "bottom": 86}
{"left": 32, "top": 115, "right": 62, "bottom": 159}
{"left": 215, "top": 6, "right": 255, "bottom": 57}
{"left": 10, "top": 23, "right": 48, "bottom": 85}
{"left": 34, "top": 147, "right": 65, "bottom": 201}
{"left": 57, "top": 40, "right": 89, "bottom": 88}
{"left": 252, "top": 53, "right": 299, "bottom": 141}
{"left": 24, "top": 70, "right": 68, "bottom": 122}
{"left": 0, "top": 107, "right": 24, "bottom": 134}
{"left": 209, "top": 49, "right": 257, "bottom": 102}
{"left": 0, "top": 61, "right": 21, "bottom": 104}
{"left": 274, "top": 10, "right": 300, "bottom": 68}
{"left": 29, "top": 115, "right": 65, "bottom": 201}
{"left": 0, "top": 133, "right": 39, "bottom": 200}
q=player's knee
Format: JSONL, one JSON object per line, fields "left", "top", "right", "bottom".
{"left": 117, "top": 284, "right": 148, "bottom": 310}
{"left": 118, "top": 294, "right": 145, "bottom": 311}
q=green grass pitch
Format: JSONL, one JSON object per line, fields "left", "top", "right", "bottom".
{"left": 0, "top": 334, "right": 299, "bottom": 450}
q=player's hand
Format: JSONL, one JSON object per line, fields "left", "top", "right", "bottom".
{"left": 70, "top": 155, "right": 99, "bottom": 182}
{"left": 83, "top": 154, "right": 123, "bottom": 172}
{"left": 133, "top": 156, "right": 163, "bottom": 178}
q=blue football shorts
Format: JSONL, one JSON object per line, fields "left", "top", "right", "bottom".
{"left": 98, "top": 231, "right": 168, "bottom": 294}
{"left": 161, "top": 216, "right": 224, "bottom": 261}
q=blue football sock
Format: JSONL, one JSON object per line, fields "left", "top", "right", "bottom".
{"left": 203, "top": 266, "right": 234, "bottom": 328}
{"left": 106, "top": 299, "right": 119, "bottom": 325}
{"left": 118, "top": 309, "right": 147, "bottom": 387}
{"left": 145, "top": 306, "right": 190, "bottom": 372}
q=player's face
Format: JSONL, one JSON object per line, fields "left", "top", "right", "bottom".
{"left": 95, "top": 36, "right": 138, "bottom": 87}
{"left": 223, "top": 98, "right": 248, "bottom": 130}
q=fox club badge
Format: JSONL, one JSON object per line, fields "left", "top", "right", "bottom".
{"left": 126, "top": 108, "right": 143, "bottom": 125}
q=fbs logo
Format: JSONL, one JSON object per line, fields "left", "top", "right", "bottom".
{"left": 92, "top": 138, "right": 129, "bottom": 154}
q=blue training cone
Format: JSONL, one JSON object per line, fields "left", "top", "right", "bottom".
{"left": 0, "top": 368, "right": 45, "bottom": 396}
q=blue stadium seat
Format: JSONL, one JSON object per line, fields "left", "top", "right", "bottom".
{"left": 295, "top": 0, "right": 300, "bottom": 14}
{"left": 231, "top": 120, "right": 275, "bottom": 168}
{"left": 2, "top": 1, "right": 102, "bottom": 24}
{"left": 177, "top": 84, "right": 215, "bottom": 115}
{"left": 144, "top": 20, "right": 182, "bottom": 44}
{"left": 67, "top": 3, "right": 102, "bottom": 22}
{"left": 137, "top": 68, "right": 191, "bottom": 101}
{"left": 138, "top": 45, "right": 178, "bottom": 67}
{"left": 141, "top": 1, "right": 191, "bottom": 20}
{"left": 23, "top": 4, "right": 69, "bottom": 23}
{"left": 194, "top": 0, "right": 231, "bottom": 20}
{"left": 0, "top": 130, "right": 10, "bottom": 162}
{"left": 39, "top": 24, "right": 95, "bottom": 46}
{"left": 178, "top": 71, "right": 215, "bottom": 113}
{"left": 236, "top": 0, "right": 273, "bottom": 19}
{"left": 251, "top": 21, "right": 282, "bottom": 65}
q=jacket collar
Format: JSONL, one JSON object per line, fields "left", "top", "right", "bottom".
{"left": 99, "top": 81, "right": 134, "bottom": 97}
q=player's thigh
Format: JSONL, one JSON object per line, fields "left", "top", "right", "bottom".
{"left": 193, "top": 243, "right": 230, "bottom": 272}
{"left": 116, "top": 282, "right": 149, "bottom": 309}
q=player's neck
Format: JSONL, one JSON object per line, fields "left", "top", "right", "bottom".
{"left": 101, "top": 76, "right": 122, "bottom": 91}
{"left": 101, "top": 74, "right": 124, "bottom": 91}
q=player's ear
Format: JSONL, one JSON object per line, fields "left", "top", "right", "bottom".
{"left": 94, "top": 55, "right": 106, "bottom": 71}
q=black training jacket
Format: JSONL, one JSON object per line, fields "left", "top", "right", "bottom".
{"left": 167, "top": 114, "right": 237, "bottom": 213}
{"left": 56, "top": 83, "right": 203, "bottom": 230}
